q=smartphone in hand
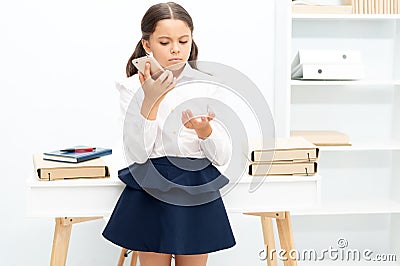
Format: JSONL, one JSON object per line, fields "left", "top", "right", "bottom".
{"left": 132, "top": 55, "right": 164, "bottom": 76}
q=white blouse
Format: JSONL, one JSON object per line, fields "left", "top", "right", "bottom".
{"left": 116, "top": 63, "right": 232, "bottom": 167}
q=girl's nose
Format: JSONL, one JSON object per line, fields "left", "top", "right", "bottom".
{"left": 170, "top": 43, "right": 180, "bottom": 54}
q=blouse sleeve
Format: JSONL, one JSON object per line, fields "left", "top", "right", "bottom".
{"left": 116, "top": 78, "right": 158, "bottom": 164}
{"left": 199, "top": 120, "right": 231, "bottom": 166}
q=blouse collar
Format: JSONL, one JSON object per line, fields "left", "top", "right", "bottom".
{"left": 175, "top": 62, "right": 215, "bottom": 84}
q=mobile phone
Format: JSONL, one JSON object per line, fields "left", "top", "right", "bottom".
{"left": 132, "top": 55, "right": 164, "bottom": 76}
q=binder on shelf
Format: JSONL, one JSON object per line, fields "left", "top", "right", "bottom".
{"left": 249, "top": 161, "right": 318, "bottom": 176}
{"left": 33, "top": 154, "right": 110, "bottom": 181}
{"left": 251, "top": 137, "right": 319, "bottom": 162}
{"left": 291, "top": 130, "right": 352, "bottom": 146}
{"left": 378, "top": 0, "right": 383, "bottom": 14}
{"left": 359, "top": 0, "right": 364, "bottom": 13}
{"left": 352, "top": 0, "right": 358, "bottom": 13}
{"left": 291, "top": 50, "right": 362, "bottom": 73}
{"left": 292, "top": 63, "right": 365, "bottom": 80}
{"left": 292, "top": 5, "right": 353, "bottom": 14}
{"left": 390, "top": 0, "right": 393, "bottom": 14}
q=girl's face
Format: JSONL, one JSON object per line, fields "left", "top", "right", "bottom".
{"left": 142, "top": 19, "right": 192, "bottom": 70}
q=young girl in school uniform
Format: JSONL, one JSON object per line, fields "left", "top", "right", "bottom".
{"left": 102, "top": 2, "right": 236, "bottom": 265}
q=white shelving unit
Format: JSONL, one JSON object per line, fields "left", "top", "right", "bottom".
{"left": 292, "top": 14, "right": 400, "bottom": 20}
{"left": 274, "top": 1, "right": 400, "bottom": 265}
{"left": 291, "top": 80, "right": 400, "bottom": 86}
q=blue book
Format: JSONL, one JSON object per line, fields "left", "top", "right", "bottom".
{"left": 43, "top": 146, "right": 112, "bottom": 163}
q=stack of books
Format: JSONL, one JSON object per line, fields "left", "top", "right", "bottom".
{"left": 292, "top": 0, "right": 400, "bottom": 14}
{"left": 352, "top": 0, "right": 400, "bottom": 14}
{"left": 248, "top": 137, "right": 319, "bottom": 176}
{"left": 33, "top": 146, "right": 112, "bottom": 181}
{"left": 291, "top": 49, "right": 365, "bottom": 80}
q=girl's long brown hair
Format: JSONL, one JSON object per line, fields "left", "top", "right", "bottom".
{"left": 126, "top": 2, "right": 198, "bottom": 77}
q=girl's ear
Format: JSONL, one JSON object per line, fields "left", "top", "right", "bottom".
{"left": 141, "top": 39, "right": 152, "bottom": 55}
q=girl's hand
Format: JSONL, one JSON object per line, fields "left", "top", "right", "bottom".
{"left": 139, "top": 62, "right": 176, "bottom": 104}
{"left": 181, "top": 109, "right": 216, "bottom": 139}
{"left": 139, "top": 62, "right": 176, "bottom": 119}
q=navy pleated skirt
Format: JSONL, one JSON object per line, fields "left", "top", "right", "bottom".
{"left": 102, "top": 156, "right": 236, "bottom": 255}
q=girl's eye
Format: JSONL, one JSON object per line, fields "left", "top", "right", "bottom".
{"left": 180, "top": 41, "right": 188, "bottom": 44}
{"left": 160, "top": 42, "right": 169, "bottom": 45}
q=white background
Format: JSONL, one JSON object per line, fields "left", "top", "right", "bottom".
{"left": 0, "top": 0, "right": 276, "bottom": 265}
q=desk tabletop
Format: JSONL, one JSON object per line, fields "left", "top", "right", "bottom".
{"left": 26, "top": 174, "right": 321, "bottom": 216}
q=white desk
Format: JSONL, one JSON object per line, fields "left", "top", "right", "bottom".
{"left": 26, "top": 174, "right": 320, "bottom": 266}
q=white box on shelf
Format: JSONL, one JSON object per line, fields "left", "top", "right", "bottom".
{"left": 291, "top": 49, "right": 363, "bottom": 71}
{"left": 292, "top": 63, "right": 365, "bottom": 80}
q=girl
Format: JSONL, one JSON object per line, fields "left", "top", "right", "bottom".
{"left": 103, "top": 2, "right": 236, "bottom": 266}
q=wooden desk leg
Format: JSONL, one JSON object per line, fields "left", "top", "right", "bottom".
{"left": 260, "top": 216, "right": 278, "bottom": 266}
{"left": 118, "top": 249, "right": 138, "bottom": 266}
{"left": 130, "top": 251, "right": 138, "bottom": 266}
{"left": 276, "top": 212, "right": 297, "bottom": 266}
{"left": 50, "top": 217, "right": 102, "bottom": 266}
{"left": 118, "top": 248, "right": 128, "bottom": 266}
{"left": 50, "top": 218, "right": 72, "bottom": 266}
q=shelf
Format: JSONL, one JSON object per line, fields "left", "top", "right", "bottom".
{"left": 26, "top": 176, "right": 123, "bottom": 188}
{"left": 236, "top": 174, "right": 321, "bottom": 183}
{"left": 292, "top": 199, "right": 400, "bottom": 216}
{"left": 291, "top": 80, "right": 400, "bottom": 86}
{"left": 316, "top": 139, "right": 400, "bottom": 151}
{"left": 292, "top": 14, "right": 400, "bottom": 20}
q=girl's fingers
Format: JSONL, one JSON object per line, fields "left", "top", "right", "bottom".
{"left": 182, "top": 111, "right": 193, "bottom": 128}
{"left": 183, "top": 109, "right": 192, "bottom": 119}
{"left": 207, "top": 112, "right": 215, "bottom": 121}
{"left": 139, "top": 72, "right": 145, "bottom": 84}
{"left": 163, "top": 70, "right": 174, "bottom": 85}
{"left": 181, "top": 109, "right": 213, "bottom": 129}
{"left": 156, "top": 69, "right": 170, "bottom": 84}
{"left": 182, "top": 110, "right": 190, "bottom": 123}
{"left": 144, "top": 62, "right": 151, "bottom": 80}
{"left": 186, "top": 109, "right": 194, "bottom": 118}
{"left": 165, "top": 77, "right": 177, "bottom": 93}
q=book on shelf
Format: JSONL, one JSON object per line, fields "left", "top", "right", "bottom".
{"left": 353, "top": 0, "right": 358, "bottom": 13}
{"left": 43, "top": 146, "right": 112, "bottom": 163}
{"left": 352, "top": 0, "right": 399, "bottom": 14}
{"left": 249, "top": 161, "right": 318, "bottom": 176}
{"left": 251, "top": 136, "right": 319, "bottom": 162}
{"left": 33, "top": 154, "right": 110, "bottom": 181}
{"left": 292, "top": 4, "right": 353, "bottom": 14}
{"left": 291, "top": 130, "right": 352, "bottom": 146}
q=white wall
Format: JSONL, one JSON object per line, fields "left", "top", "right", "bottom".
{"left": 0, "top": 0, "right": 276, "bottom": 265}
